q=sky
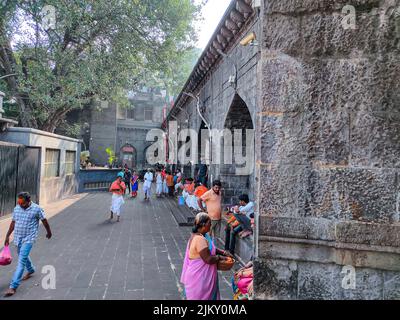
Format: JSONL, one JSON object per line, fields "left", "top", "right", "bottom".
{"left": 195, "top": 0, "right": 232, "bottom": 50}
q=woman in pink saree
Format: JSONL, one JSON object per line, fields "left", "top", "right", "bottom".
{"left": 181, "top": 212, "right": 233, "bottom": 300}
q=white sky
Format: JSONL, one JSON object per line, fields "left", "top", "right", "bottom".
{"left": 195, "top": 0, "right": 232, "bottom": 49}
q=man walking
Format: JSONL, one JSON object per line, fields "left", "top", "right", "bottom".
{"left": 3, "top": 192, "right": 52, "bottom": 297}
{"left": 109, "top": 172, "right": 126, "bottom": 222}
{"left": 123, "top": 167, "right": 132, "bottom": 195}
{"left": 143, "top": 168, "right": 154, "bottom": 201}
{"left": 198, "top": 180, "right": 222, "bottom": 239}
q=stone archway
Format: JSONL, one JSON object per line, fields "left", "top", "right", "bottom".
{"left": 220, "top": 94, "right": 255, "bottom": 205}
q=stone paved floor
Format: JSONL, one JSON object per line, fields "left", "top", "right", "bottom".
{"left": 0, "top": 192, "right": 234, "bottom": 300}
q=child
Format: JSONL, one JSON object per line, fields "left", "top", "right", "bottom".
{"left": 109, "top": 172, "right": 126, "bottom": 222}
{"left": 130, "top": 170, "right": 139, "bottom": 198}
{"left": 156, "top": 170, "right": 163, "bottom": 197}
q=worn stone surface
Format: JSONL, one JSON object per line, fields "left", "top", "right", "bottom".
{"left": 259, "top": 164, "right": 398, "bottom": 222}
{"left": 336, "top": 221, "right": 400, "bottom": 247}
{"left": 259, "top": 235, "right": 400, "bottom": 271}
{"left": 259, "top": 216, "right": 336, "bottom": 241}
{"left": 384, "top": 271, "right": 400, "bottom": 299}
{"left": 297, "top": 262, "right": 386, "bottom": 300}
{"left": 253, "top": 258, "right": 298, "bottom": 300}
{"left": 0, "top": 192, "right": 234, "bottom": 300}
{"left": 255, "top": 0, "right": 400, "bottom": 299}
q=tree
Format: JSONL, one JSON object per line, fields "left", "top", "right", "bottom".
{"left": 0, "top": 0, "right": 202, "bottom": 132}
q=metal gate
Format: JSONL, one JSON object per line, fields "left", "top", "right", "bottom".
{"left": 0, "top": 144, "right": 40, "bottom": 218}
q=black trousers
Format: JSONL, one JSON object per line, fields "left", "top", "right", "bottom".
{"left": 224, "top": 224, "right": 243, "bottom": 255}
{"left": 125, "top": 181, "right": 131, "bottom": 194}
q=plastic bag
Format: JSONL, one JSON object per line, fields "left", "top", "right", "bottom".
{"left": 0, "top": 245, "right": 12, "bottom": 266}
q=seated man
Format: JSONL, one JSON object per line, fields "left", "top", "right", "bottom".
{"left": 166, "top": 171, "right": 175, "bottom": 197}
{"left": 181, "top": 178, "right": 196, "bottom": 207}
{"left": 174, "top": 169, "right": 183, "bottom": 194}
{"left": 191, "top": 182, "right": 208, "bottom": 211}
{"left": 224, "top": 194, "right": 255, "bottom": 255}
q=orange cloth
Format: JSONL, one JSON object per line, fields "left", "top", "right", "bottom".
{"left": 184, "top": 182, "right": 195, "bottom": 194}
{"left": 109, "top": 180, "right": 126, "bottom": 195}
{"left": 200, "top": 189, "right": 222, "bottom": 221}
{"left": 166, "top": 175, "right": 174, "bottom": 187}
{"left": 194, "top": 186, "right": 208, "bottom": 198}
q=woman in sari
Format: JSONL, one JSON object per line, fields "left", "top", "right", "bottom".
{"left": 181, "top": 212, "right": 233, "bottom": 300}
{"left": 130, "top": 171, "right": 139, "bottom": 198}
{"left": 231, "top": 261, "right": 253, "bottom": 300}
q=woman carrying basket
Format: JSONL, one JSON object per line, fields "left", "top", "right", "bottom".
{"left": 180, "top": 212, "right": 234, "bottom": 300}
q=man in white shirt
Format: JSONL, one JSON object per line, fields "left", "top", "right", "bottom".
{"left": 174, "top": 169, "right": 183, "bottom": 194}
{"left": 224, "top": 194, "right": 255, "bottom": 255}
{"left": 143, "top": 168, "right": 154, "bottom": 201}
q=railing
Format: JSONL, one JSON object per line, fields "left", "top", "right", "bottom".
{"left": 78, "top": 169, "right": 122, "bottom": 193}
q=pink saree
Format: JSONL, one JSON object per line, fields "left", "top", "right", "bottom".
{"left": 180, "top": 234, "right": 220, "bottom": 300}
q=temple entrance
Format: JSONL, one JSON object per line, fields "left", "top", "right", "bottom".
{"left": 120, "top": 144, "right": 136, "bottom": 169}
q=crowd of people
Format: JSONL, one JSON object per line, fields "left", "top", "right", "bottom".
{"left": 1, "top": 162, "right": 254, "bottom": 300}
{"left": 106, "top": 162, "right": 257, "bottom": 301}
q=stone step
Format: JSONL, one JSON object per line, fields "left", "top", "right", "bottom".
{"left": 164, "top": 197, "right": 195, "bottom": 226}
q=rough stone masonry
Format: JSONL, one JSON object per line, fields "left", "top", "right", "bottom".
{"left": 255, "top": 0, "right": 400, "bottom": 299}
{"left": 167, "top": 0, "right": 400, "bottom": 299}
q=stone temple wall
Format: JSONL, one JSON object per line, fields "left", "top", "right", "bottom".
{"left": 173, "top": 17, "right": 261, "bottom": 205}
{"left": 254, "top": 0, "right": 400, "bottom": 299}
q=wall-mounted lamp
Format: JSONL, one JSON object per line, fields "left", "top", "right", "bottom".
{"left": 240, "top": 32, "right": 259, "bottom": 47}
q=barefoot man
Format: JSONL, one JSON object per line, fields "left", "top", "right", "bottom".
{"left": 109, "top": 172, "right": 126, "bottom": 222}
{"left": 3, "top": 192, "right": 52, "bottom": 297}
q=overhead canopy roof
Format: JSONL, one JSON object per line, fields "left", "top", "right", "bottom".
{"left": 165, "top": 0, "right": 255, "bottom": 124}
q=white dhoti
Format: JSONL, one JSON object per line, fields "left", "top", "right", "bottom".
{"left": 143, "top": 183, "right": 152, "bottom": 197}
{"left": 111, "top": 194, "right": 125, "bottom": 216}
{"left": 163, "top": 181, "right": 169, "bottom": 193}
{"left": 186, "top": 195, "right": 200, "bottom": 210}
{"left": 156, "top": 182, "right": 163, "bottom": 194}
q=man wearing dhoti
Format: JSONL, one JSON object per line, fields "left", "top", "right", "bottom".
{"left": 109, "top": 172, "right": 126, "bottom": 222}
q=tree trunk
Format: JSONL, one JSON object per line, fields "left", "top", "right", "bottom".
{"left": 40, "top": 107, "right": 71, "bottom": 133}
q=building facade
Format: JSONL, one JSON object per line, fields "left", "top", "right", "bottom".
{"left": 166, "top": 0, "right": 400, "bottom": 299}
{"left": 89, "top": 87, "right": 169, "bottom": 170}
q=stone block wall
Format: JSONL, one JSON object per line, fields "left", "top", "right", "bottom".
{"left": 90, "top": 101, "right": 117, "bottom": 166}
{"left": 172, "top": 18, "right": 261, "bottom": 203}
{"left": 255, "top": 0, "right": 400, "bottom": 299}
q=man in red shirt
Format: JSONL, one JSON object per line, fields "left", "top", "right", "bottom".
{"left": 109, "top": 172, "right": 126, "bottom": 222}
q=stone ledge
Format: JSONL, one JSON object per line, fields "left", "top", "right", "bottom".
{"left": 260, "top": 216, "right": 400, "bottom": 247}
{"left": 260, "top": 216, "right": 336, "bottom": 241}
{"left": 259, "top": 236, "right": 400, "bottom": 272}
{"left": 336, "top": 221, "right": 400, "bottom": 247}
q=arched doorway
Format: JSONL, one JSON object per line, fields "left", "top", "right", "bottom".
{"left": 120, "top": 144, "right": 136, "bottom": 169}
{"left": 221, "top": 94, "right": 254, "bottom": 205}
{"left": 197, "top": 120, "right": 210, "bottom": 187}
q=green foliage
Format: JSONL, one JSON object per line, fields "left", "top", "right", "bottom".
{"left": 105, "top": 147, "right": 116, "bottom": 165}
{"left": 80, "top": 150, "right": 90, "bottom": 162}
{"left": 0, "top": 0, "right": 202, "bottom": 131}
